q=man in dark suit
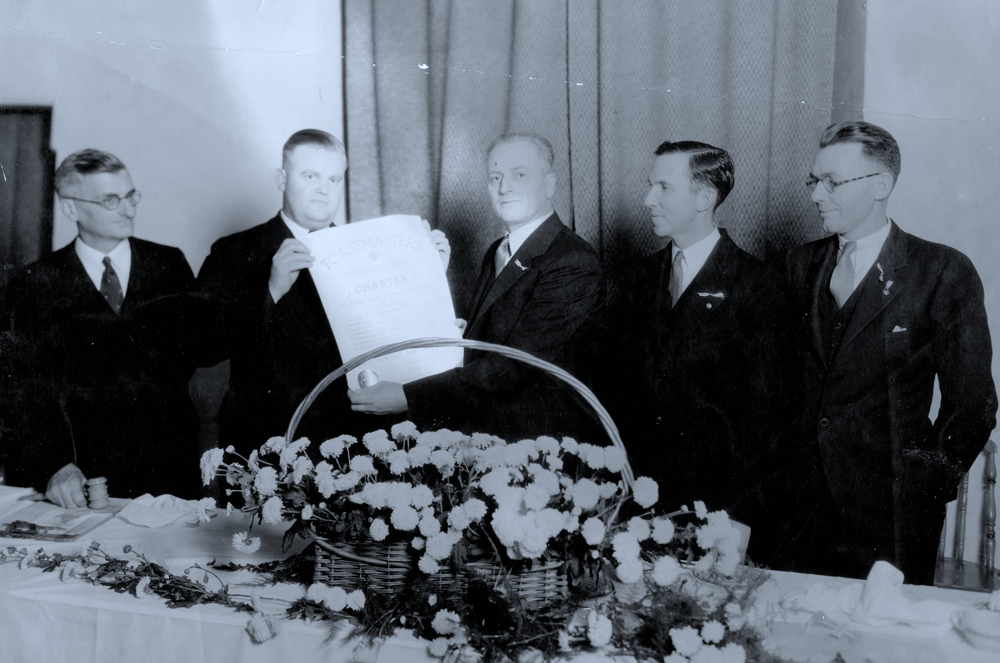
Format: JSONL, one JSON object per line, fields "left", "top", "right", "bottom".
{"left": 197, "top": 129, "right": 451, "bottom": 454}
{"left": 784, "top": 121, "right": 997, "bottom": 584}
{"left": 348, "top": 133, "right": 603, "bottom": 441}
{"left": 610, "top": 141, "right": 796, "bottom": 562}
{"left": 2, "top": 149, "right": 200, "bottom": 505}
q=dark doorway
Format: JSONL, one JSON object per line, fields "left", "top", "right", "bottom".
{"left": 0, "top": 107, "right": 55, "bottom": 290}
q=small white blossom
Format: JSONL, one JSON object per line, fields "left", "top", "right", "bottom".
{"left": 195, "top": 497, "right": 216, "bottom": 523}
{"left": 346, "top": 589, "right": 366, "bottom": 611}
{"left": 632, "top": 476, "right": 659, "bottom": 508}
{"left": 390, "top": 420, "right": 419, "bottom": 440}
{"left": 587, "top": 611, "right": 613, "bottom": 647}
{"left": 362, "top": 430, "right": 395, "bottom": 456}
{"left": 652, "top": 555, "right": 682, "bottom": 586}
{"left": 428, "top": 637, "right": 450, "bottom": 658}
{"left": 627, "top": 516, "right": 650, "bottom": 541}
{"left": 694, "top": 500, "right": 708, "bottom": 519}
{"left": 431, "top": 609, "right": 461, "bottom": 635}
{"left": 200, "top": 448, "right": 225, "bottom": 485}
{"left": 320, "top": 435, "right": 354, "bottom": 459}
{"left": 254, "top": 466, "right": 279, "bottom": 497}
{"left": 246, "top": 612, "right": 281, "bottom": 643}
{"left": 300, "top": 503, "right": 313, "bottom": 520}
{"left": 370, "top": 518, "right": 389, "bottom": 541}
{"left": 261, "top": 496, "right": 283, "bottom": 524}
{"left": 670, "top": 625, "right": 703, "bottom": 657}
{"left": 350, "top": 455, "right": 377, "bottom": 476}
{"left": 652, "top": 517, "right": 676, "bottom": 544}
{"left": 581, "top": 517, "right": 606, "bottom": 546}
{"left": 232, "top": 531, "right": 261, "bottom": 554}
{"left": 418, "top": 555, "right": 440, "bottom": 574}
{"left": 702, "top": 620, "right": 725, "bottom": 644}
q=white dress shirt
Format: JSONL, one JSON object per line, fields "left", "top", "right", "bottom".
{"left": 838, "top": 218, "right": 892, "bottom": 291}
{"left": 502, "top": 211, "right": 553, "bottom": 267}
{"left": 670, "top": 227, "right": 721, "bottom": 296}
{"left": 74, "top": 237, "right": 131, "bottom": 297}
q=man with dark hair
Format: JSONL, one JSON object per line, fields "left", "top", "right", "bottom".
{"left": 348, "top": 132, "right": 603, "bottom": 441}
{"left": 197, "top": 129, "right": 451, "bottom": 454}
{"left": 609, "top": 140, "right": 796, "bottom": 563}
{"left": 783, "top": 121, "right": 997, "bottom": 583}
{"left": 2, "top": 149, "right": 201, "bottom": 505}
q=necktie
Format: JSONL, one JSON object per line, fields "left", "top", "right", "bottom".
{"left": 829, "top": 241, "right": 857, "bottom": 309}
{"left": 494, "top": 234, "right": 511, "bottom": 279}
{"left": 668, "top": 250, "right": 685, "bottom": 308}
{"left": 101, "top": 256, "right": 124, "bottom": 315}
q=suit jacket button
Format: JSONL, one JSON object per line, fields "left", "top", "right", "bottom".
{"left": 819, "top": 417, "right": 830, "bottom": 428}
{"left": 834, "top": 322, "right": 842, "bottom": 329}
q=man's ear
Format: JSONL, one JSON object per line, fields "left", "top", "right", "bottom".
{"left": 545, "top": 171, "right": 557, "bottom": 200}
{"left": 873, "top": 172, "right": 894, "bottom": 201}
{"left": 695, "top": 186, "right": 717, "bottom": 214}
{"left": 59, "top": 198, "right": 78, "bottom": 223}
{"left": 274, "top": 168, "right": 288, "bottom": 193}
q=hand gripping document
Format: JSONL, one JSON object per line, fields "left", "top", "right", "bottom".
{"left": 302, "top": 215, "right": 463, "bottom": 390}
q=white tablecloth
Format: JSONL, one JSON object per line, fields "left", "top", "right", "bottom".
{"left": 0, "top": 486, "right": 994, "bottom": 663}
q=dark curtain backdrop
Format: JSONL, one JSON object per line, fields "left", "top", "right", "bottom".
{"left": 345, "top": 0, "right": 838, "bottom": 315}
{"left": 0, "top": 108, "right": 54, "bottom": 290}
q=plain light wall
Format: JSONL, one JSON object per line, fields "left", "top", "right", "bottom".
{"left": 1, "top": 0, "right": 344, "bottom": 272}
{"left": 864, "top": 0, "right": 1000, "bottom": 566}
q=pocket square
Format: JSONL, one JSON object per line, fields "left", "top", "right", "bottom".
{"left": 892, "top": 326, "right": 907, "bottom": 333}
{"left": 696, "top": 292, "right": 725, "bottom": 299}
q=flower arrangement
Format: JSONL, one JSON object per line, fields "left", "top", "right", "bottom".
{"left": 198, "top": 423, "right": 776, "bottom": 661}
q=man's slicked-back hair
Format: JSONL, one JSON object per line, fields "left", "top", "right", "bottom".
{"left": 487, "top": 132, "right": 555, "bottom": 172}
{"left": 819, "top": 121, "right": 901, "bottom": 183}
{"left": 54, "top": 149, "right": 127, "bottom": 195}
{"left": 654, "top": 141, "right": 735, "bottom": 210}
{"left": 282, "top": 129, "right": 346, "bottom": 165}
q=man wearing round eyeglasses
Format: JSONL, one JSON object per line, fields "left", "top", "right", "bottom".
{"left": 2, "top": 149, "right": 201, "bottom": 507}
{"left": 779, "top": 122, "right": 997, "bottom": 584}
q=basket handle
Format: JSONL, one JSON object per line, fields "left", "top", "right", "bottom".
{"left": 284, "top": 337, "right": 634, "bottom": 489}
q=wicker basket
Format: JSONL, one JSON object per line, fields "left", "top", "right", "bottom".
{"left": 286, "top": 337, "right": 631, "bottom": 607}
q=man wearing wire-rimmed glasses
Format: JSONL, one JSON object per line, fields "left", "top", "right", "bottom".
{"left": 778, "top": 122, "right": 997, "bottom": 584}
{"left": 2, "top": 149, "right": 202, "bottom": 507}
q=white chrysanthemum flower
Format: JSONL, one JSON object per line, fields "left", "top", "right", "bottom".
{"left": 431, "top": 609, "right": 461, "bottom": 635}
{"left": 247, "top": 450, "right": 260, "bottom": 471}
{"left": 578, "top": 443, "right": 606, "bottom": 470}
{"left": 200, "top": 448, "right": 225, "bottom": 485}
{"left": 193, "top": 497, "right": 215, "bottom": 523}
{"left": 411, "top": 537, "right": 425, "bottom": 550}
{"left": 632, "top": 476, "right": 659, "bottom": 508}
{"left": 279, "top": 438, "right": 310, "bottom": 470}
{"left": 425, "top": 531, "right": 457, "bottom": 560}
{"left": 387, "top": 449, "right": 410, "bottom": 475}
{"left": 232, "top": 531, "right": 261, "bottom": 554}
{"left": 391, "top": 505, "right": 419, "bottom": 531}
{"left": 428, "top": 637, "right": 450, "bottom": 658}
{"left": 362, "top": 430, "right": 395, "bottom": 456}
{"left": 254, "top": 467, "right": 279, "bottom": 497}
{"left": 611, "top": 532, "right": 641, "bottom": 565}
{"left": 349, "top": 455, "right": 377, "bottom": 475}
{"left": 429, "top": 449, "right": 456, "bottom": 475}
{"left": 702, "top": 620, "right": 726, "bottom": 644}
{"left": 523, "top": 484, "right": 550, "bottom": 511}
{"left": 561, "top": 437, "right": 580, "bottom": 454}
{"left": 651, "top": 555, "right": 682, "bottom": 586}
{"left": 390, "top": 420, "right": 419, "bottom": 440}
{"left": 409, "top": 484, "right": 434, "bottom": 509}
{"left": 407, "top": 443, "right": 433, "bottom": 466}
{"left": 651, "top": 517, "right": 676, "bottom": 544}
{"left": 462, "top": 498, "right": 487, "bottom": 521}
{"left": 670, "top": 625, "right": 703, "bottom": 658}
{"left": 134, "top": 576, "right": 151, "bottom": 598}
{"left": 581, "top": 517, "right": 606, "bottom": 546}
{"left": 587, "top": 611, "right": 613, "bottom": 647}
{"left": 369, "top": 518, "right": 389, "bottom": 541}
{"left": 290, "top": 455, "right": 314, "bottom": 484}
{"left": 320, "top": 435, "right": 354, "bottom": 459}
{"left": 418, "top": 555, "right": 440, "bottom": 574}
{"left": 331, "top": 471, "right": 362, "bottom": 491}
{"left": 616, "top": 559, "right": 644, "bottom": 584}
{"left": 261, "top": 496, "right": 283, "bottom": 524}
{"left": 301, "top": 503, "right": 313, "bottom": 520}
{"left": 603, "top": 446, "right": 627, "bottom": 473}
{"left": 346, "top": 589, "right": 365, "bottom": 611}
{"left": 719, "top": 642, "right": 747, "bottom": 663}
{"left": 694, "top": 500, "right": 708, "bottom": 519}
{"left": 568, "top": 478, "right": 601, "bottom": 510}
{"left": 314, "top": 462, "right": 336, "bottom": 498}
{"left": 261, "top": 436, "right": 286, "bottom": 453}
{"left": 246, "top": 612, "right": 281, "bottom": 643}
{"left": 419, "top": 514, "right": 442, "bottom": 537}
{"left": 627, "top": 516, "right": 651, "bottom": 541}
{"left": 308, "top": 584, "right": 348, "bottom": 611}
{"left": 534, "top": 436, "right": 560, "bottom": 456}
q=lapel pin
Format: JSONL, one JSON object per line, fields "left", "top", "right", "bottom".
{"left": 876, "top": 262, "right": 885, "bottom": 283}
{"left": 883, "top": 280, "right": 894, "bottom": 296}
{"left": 514, "top": 258, "right": 528, "bottom": 271}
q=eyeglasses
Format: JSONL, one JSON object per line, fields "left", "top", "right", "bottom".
{"left": 61, "top": 190, "right": 142, "bottom": 211}
{"left": 805, "top": 173, "right": 881, "bottom": 194}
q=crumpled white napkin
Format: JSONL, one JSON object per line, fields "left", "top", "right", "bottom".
{"left": 780, "top": 561, "right": 962, "bottom": 633}
{"left": 115, "top": 494, "right": 213, "bottom": 528}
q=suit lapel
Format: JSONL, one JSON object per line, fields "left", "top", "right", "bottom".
{"left": 54, "top": 243, "right": 112, "bottom": 313}
{"left": 267, "top": 216, "right": 335, "bottom": 339}
{"left": 121, "top": 240, "right": 145, "bottom": 313}
{"left": 468, "top": 214, "right": 564, "bottom": 334}
{"left": 805, "top": 238, "right": 840, "bottom": 367}
{"left": 840, "top": 221, "right": 908, "bottom": 350}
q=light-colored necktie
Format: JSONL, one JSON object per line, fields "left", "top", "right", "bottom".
{"left": 829, "top": 240, "right": 857, "bottom": 309}
{"left": 668, "top": 250, "right": 685, "bottom": 308}
{"left": 101, "top": 256, "right": 124, "bottom": 315}
{"left": 494, "top": 234, "right": 511, "bottom": 279}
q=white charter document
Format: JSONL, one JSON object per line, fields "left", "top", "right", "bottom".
{"left": 302, "top": 215, "right": 463, "bottom": 390}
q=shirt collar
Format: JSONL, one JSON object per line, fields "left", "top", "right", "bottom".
{"left": 73, "top": 237, "right": 132, "bottom": 295}
{"left": 507, "top": 211, "right": 553, "bottom": 257}
{"left": 671, "top": 227, "right": 721, "bottom": 270}
{"left": 280, "top": 210, "right": 315, "bottom": 241}
{"left": 838, "top": 218, "right": 891, "bottom": 252}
